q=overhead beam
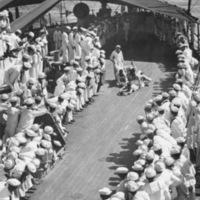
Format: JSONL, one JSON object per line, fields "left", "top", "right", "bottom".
{"left": 9, "top": 0, "right": 46, "bottom": 7}
{"left": 0, "top": 0, "right": 15, "bottom": 11}
{"left": 11, "top": 0, "right": 62, "bottom": 32}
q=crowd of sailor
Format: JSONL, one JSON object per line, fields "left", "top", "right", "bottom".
{"left": 0, "top": 10, "right": 114, "bottom": 199}
{"left": 99, "top": 32, "right": 200, "bottom": 199}
{"left": 117, "top": 10, "right": 194, "bottom": 48}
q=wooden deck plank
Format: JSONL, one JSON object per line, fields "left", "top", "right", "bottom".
{"left": 30, "top": 38, "right": 176, "bottom": 200}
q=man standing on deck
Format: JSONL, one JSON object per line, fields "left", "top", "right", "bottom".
{"left": 110, "top": 45, "right": 124, "bottom": 84}
{"left": 123, "top": 19, "right": 130, "bottom": 42}
{"left": 53, "top": 26, "right": 61, "bottom": 50}
{"left": 61, "top": 26, "right": 70, "bottom": 63}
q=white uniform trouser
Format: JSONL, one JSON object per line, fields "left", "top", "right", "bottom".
{"left": 62, "top": 47, "right": 69, "bottom": 63}
{"left": 68, "top": 45, "right": 74, "bottom": 61}
{"left": 67, "top": 110, "right": 73, "bottom": 122}
{"left": 124, "top": 30, "right": 128, "bottom": 41}
{"left": 75, "top": 44, "right": 81, "bottom": 57}
{"left": 55, "top": 40, "right": 60, "bottom": 50}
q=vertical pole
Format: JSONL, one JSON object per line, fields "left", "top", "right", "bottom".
{"left": 60, "top": 1, "right": 62, "bottom": 25}
{"left": 188, "top": 0, "right": 192, "bottom": 14}
{"left": 15, "top": 6, "right": 19, "bottom": 19}
{"left": 198, "top": 23, "right": 200, "bottom": 55}
{"left": 49, "top": 13, "right": 52, "bottom": 26}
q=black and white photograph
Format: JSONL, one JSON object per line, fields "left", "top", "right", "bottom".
{"left": 0, "top": 0, "right": 199, "bottom": 200}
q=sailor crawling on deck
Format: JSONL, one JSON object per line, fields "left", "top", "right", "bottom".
{"left": 118, "top": 81, "right": 139, "bottom": 96}
{"left": 125, "top": 60, "right": 152, "bottom": 88}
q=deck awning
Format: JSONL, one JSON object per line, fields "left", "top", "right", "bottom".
{"left": 115, "top": 0, "right": 197, "bottom": 22}
{"left": 11, "top": 0, "right": 62, "bottom": 32}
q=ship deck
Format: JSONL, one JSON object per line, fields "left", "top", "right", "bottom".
{"left": 30, "top": 35, "right": 177, "bottom": 200}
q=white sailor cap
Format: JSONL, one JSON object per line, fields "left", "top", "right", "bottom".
{"left": 133, "top": 149, "right": 142, "bottom": 156}
{"left": 141, "top": 122, "right": 148, "bottom": 129}
{"left": 10, "top": 96, "right": 18, "bottom": 103}
{"left": 25, "top": 98, "right": 35, "bottom": 105}
{"left": 191, "top": 100, "right": 197, "bottom": 107}
{"left": 16, "top": 29, "right": 22, "bottom": 35}
{"left": 89, "top": 31, "right": 96, "bottom": 37}
{"left": 100, "top": 50, "right": 106, "bottom": 54}
{"left": 36, "top": 148, "right": 45, "bottom": 156}
{"left": 85, "top": 56, "right": 91, "bottom": 61}
{"left": 179, "top": 43, "right": 189, "bottom": 48}
{"left": 162, "top": 92, "right": 169, "bottom": 99}
{"left": 23, "top": 62, "right": 32, "bottom": 69}
{"left": 127, "top": 172, "right": 139, "bottom": 181}
{"left": 164, "top": 156, "right": 175, "bottom": 167}
{"left": 134, "top": 159, "right": 146, "bottom": 166}
{"left": 22, "top": 53, "right": 30, "bottom": 61}
{"left": 72, "top": 26, "right": 78, "bottom": 31}
{"left": 125, "top": 181, "right": 139, "bottom": 192}
{"left": 155, "top": 161, "right": 165, "bottom": 172}
{"left": 169, "top": 90, "right": 177, "bottom": 97}
{"left": 43, "top": 133, "right": 51, "bottom": 142}
{"left": 53, "top": 140, "right": 62, "bottom": 147}
{"left": 175, "top": 50, "right": 183, "bottom": 55}
{"left": 116, "top": 45, "right": 121, "bottom": 49}
{"left": 75, "top": 56, "right": 81, "bottom": 60}
{"left": 4, "top": 158, "right": 15, "bottom": 170}
{"left": 28, "top": 32, "right": 35, "bottom": 38}
{"left": 170, "top": 105, "right": 179, "bottom": 113}
{"left": 64, "top": 67, "right": 71, "bottom": 71}
{"left": 27, "top": 162, "right": 37, "bottom": 173}
{"left": 112, "top": 192, "right": 125, "bottom": 200}
{"left": 153, "top": 143, "right": 162, "bottom": 151}
{"left": 146, "top": 113, "right": 154, "bottom": 121}
{"left": 80, "top": 27, "right": 87, "bottom": 32}
{"left": 145, "top": 150, "right": 155, "bottom": 161}
{"left": 136, "top": 115, "right": 145, "bottom": 122}
{"left": 38, "top": 72, "right": 46, "bottom": 79}
{"left": 145, "top": 167, "right": 156, "bottom": 178}
{"left": 193, "top": 93, "right": 200, "bottom": 102}
{"left": 177, "top": 63, "right": 187, "bottom": 69}
{"left": 98, "top": 187, "right": 112, "bottom": 195}
{"left": 27, "top": 78, "right": 35, "bottom": 85}
{"left": 44, "top": 126, "right": 54, "bottom": 135}
{"left": 116, "top": 167, "right": 129, "bottom": 174}
{"left": 132, "top": 164, "right": 143, "bottom": 171}
{"left": 7, "top": 178, "right": 21, "bottom": 187}
{"left": 154, "top": 95, "right": 163, "bottom": 102}
{"left": 25, "top": 129, "right": 37, "bottom": 137}
{"left": 0, "top": 10, "right": 8, "bottom": 18}
{"left": 32, "top": 158, "right": 41, "bottom": 168}
{"left": 173, "top": 98, "right": 182, "bottom": 107}
{"left": 66, "top": 26, "right": 71, "bottom": 30}
{"left": 136, "top": 140, "right": 143, "bottom": 146}
{"left": 76, "top": 67, "right": 83, "bottom": 72}
{"left": 176, "top": 137, "right": 186, "bottom": 144}
{"left": 1, "top": 94, "right": 9, "bottom": 100}
{"left": 173, "top": 84, "right": 181, "bottom": 91}
{"left": 170, "top": 145, "right": 181, "bottom": 155}
{"left": 41, "top": 140, "right": 52, "bottom": 149}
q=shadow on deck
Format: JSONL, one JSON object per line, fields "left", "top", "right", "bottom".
{"left": 106, "top": 133, "right": 140, "bottom": 187}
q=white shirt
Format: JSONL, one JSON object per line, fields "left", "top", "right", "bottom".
{"left": 62, "top": 32, "right": 69, "bottom": 49}
{"left": 171, "top": 116, "right": 186, "bottom": 139}
{"left": 16, "top": 107, "right": 46, "bottom": 132}
{"left": 53, "top": 30, "right": 61, "bottom": 42}
{"left": 110, "top": 50, "right": 124, "bottom": 65}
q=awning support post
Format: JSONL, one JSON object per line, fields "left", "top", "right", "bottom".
{"left": 198, "top": 23, "right": 200, "bottom": 54}
{"left": 187, "top": 0, "right": 192, "bottom": 15}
